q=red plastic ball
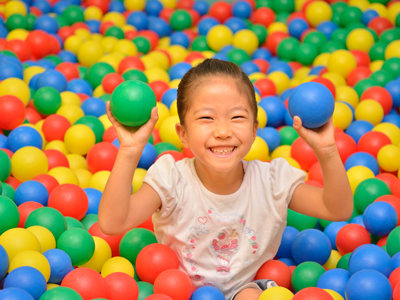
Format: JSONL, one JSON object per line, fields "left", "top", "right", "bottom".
{"left": 32, "top": 174, "right": 60, "bottom": 195}
{"left": 308, "top": 161, "right": 323, "bottom": 185}
{"left": 335, "top": 133, "right": 357, "bottom": 163}
{"left": 118, "top": 56, "right": 145, "bottom": 74}
{"left": 29, "top": 6, "right": 42, "bottom": 16}
{"left": 136, "top": 244, "right": 180, "bottom": 284}
{"left": 251, "top": 7, "right": 275, "bottom": 27}
{"left": 48, "top": 184, "right": 89, "bottom": 220}
{"left": 182, "top": 147, "right": 194, "bottom": 158}
{"left": 149, "top": 81, "right": 170, "bottom": 103}
{"left": 71, "top": 22, "right": 90, "bottom": 32}
{"left": 265, "top": 31, "right": 289, "bottom": 56}
{"left": 377, "top": 235, "right": 388, "bottom": 247}
{"left": 61, "top": 268, "right": 108, "bottom": 300}
{"left": 42, "top": 114, "right": 71, "bottom": 142}
{"left": 85, "top": 0, "right": 110, "bottom": 13}
{"left": 25, "top": 107, "right": 43, "bottom": 124}
{"left": 368, "top": 17, "right": 393, "bottom": 35}
{"left": 347, "top": 66, "right": 372, "bottom": 87}
{"left": 124, "top": 30, "right": 137, "bottom": 40}
{"left": 391, "top": 180, "right": 400, "bottom": 197}
{"left": 0, "top": 95, "right": 26, "bottom": 130}
{"left": 44, "top": 149, "right": 70, "bottom": 170}
{"left": 4, "top": 40, "right": 31, "bottom": 61}
{"left": 187, "top": 9, "right": 200, "bottom": 26}
{"left": 254, "top": 78, "right": 276, "bottom": 97}
{"left": 254, "top": 260, "right": 291, "bottom": 288}
{"left": 357, "top": 131, "right": 391, "bottom": 158}
{"left": 48, "top": 35, "right": 61, "bottom": 55}
{"left": 395, "top": 282, "right": 400, "bottom": 300}
{"left": 252, "top": 58, "right": 270, "bottom": 74}
{"left": 305, "top": 180, "right": 323, "bottom": 188}
{"left": 184, "top": 51, "right": 205, "bottom": 63}
{"left": 99, "top": 21, "right": 114, "bottom": 35}
{"left": 146, "top": 295, "right": 173, "bottom": 300}
{"left": 137, "top": 215, "right": 154, "bottom": 232}
{"left": 86, "top": 142, "right": 118, "bottom": 174}
{"left": 375, "top": 195, "right": 400, "bottom": 226}
{"left": 376, "top": 173, "right": 398, "bottom": 189}
{"left": 0, "top": 148, "right": 13, "bottom": 159}
{"left": 350, "top": 50, "right": 371, "bottom": 67}
{"left": 361, "top": 86, "right": 393, "bottom": 115}
{"left": 56, "top": 62, "right": 80, "bottom": 81}
{"left": 26, "top": 30, "right": 51, "bottom": 59}
{"left": 389, "top": 267, "right": 400, "bottom": 290}
{"left": 177, "top": 0, "right": 194, "bottom": 9}
{"left": 5, "top": 177, "right": 21, "bottom": 190}
{"left": 311, "top": 77, "right": 336, "bottom": 98}
{"left": 58, "top": 26, "right": 74, "bottom": 42}
{"left": 156, "top": 151, "right": 185, "bottom": 162}
{"left": 336, "top": 224, "right": 371, "bottom": 255}
{"left": 153, "top": 269, "right": 192, "bottom": 300}
{"left": 0, "top": 39, "right": 6, "bottom": 50}
{"left": 17, "top": 201, "right": 44, "bottom": 228}
{"left": 88, "top": 222, "right": 123, "bottom": 257}
{"left": 104, "top": 272, "right": 139, "bottom": 300}
{"left": 209, "top": 1, "right": 232, "bottom": 22}
{"left": 287, "top": 11, "right": 308, "bottom": 24}
{"left": 152, "top": 128, "right": 161, "bottom": 144}
{"left": 292, "top": 287, "right": 333, "bottom": 300}
{"left": 291, "top": 137, "right": 318, "bottom": 171}
{"left": 138, "top": 30, "right": 159, "bottom": 50}
{"left": 160, "top": 8, "right": 174, "bottom": 22}
{"left": 102, "top": 126, "right": 117, "bottom": 144}
{"left": 77, "top": 93, "right": 89, "bottom": 102}
{"left": 101, "top": 73, "right": 124, "bottom": 94}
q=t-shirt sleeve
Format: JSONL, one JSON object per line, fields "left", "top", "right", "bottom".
{"left": 142, "top": 155, "right": 180, "bottom": 218}
{"left": 268, "top": 158, "right": 307, "bottom": 206}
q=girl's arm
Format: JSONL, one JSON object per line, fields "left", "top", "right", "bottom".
{"left": 288, "top": 117, "right": 353, "bottom": 221}
{"left": 98, "top": 102, "right": 161, "bottom": 236}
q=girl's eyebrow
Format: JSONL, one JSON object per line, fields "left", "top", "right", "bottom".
{"left": 194, "top": 107, "right": 249, "bottom": 114}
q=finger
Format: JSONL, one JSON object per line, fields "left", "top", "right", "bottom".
{"left": 106, "top": 101, "right": 118, "bottom": 125}
{"left": 292, "top": 116, "right": 309, "bottom": 140}
{"left": 146, "top": 107, "right": 159, "bottom": 129}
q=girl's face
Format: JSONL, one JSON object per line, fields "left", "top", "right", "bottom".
{"left": 176, "top": 77, "right": 258, "bottom": 174}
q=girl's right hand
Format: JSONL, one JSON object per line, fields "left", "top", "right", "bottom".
{"left": 106, "top": 101, "right": 159, "bottom": 154}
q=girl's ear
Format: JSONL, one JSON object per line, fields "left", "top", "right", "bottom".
{"left": 175, "top": 123, "right": 190, "bottom": 148}
{"left": 253, "top": 120, "right": 259, "bottom": 140}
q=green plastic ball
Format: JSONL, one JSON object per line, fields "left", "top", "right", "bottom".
{"left": 272, "top": 0, "right": 294, "bottom": 13}
{"left": 119, "top": 228, "right": 157, "bottom": 265}
{"left": 55, "top": 15, "right": 68, "bottom": 28}
{"left": 80, "top": 214, "right": 98, "bottom": 231}
{"left": 0, "top": 149, "right": 11, "bottom": 182}
{"left": 279, "top": 126, "right": 299, "bottom": 145}
{"left": 39, "top": 287, "right": 83, "bottom": 300}
{"left": 369, "top": 42, "right": 386, "bottom": 61}
{"left": 387, "top": 226, "right": 400, "bottom": 257}
{"left": 227, "top": 48, "right": 251, "bottom": 66}
{"left": 1, "top": 182, "right": 15, "bottom": 201}
{"left": 57, "top": 228, "right": 95, "bottom": 266}
{"left": 26, "top": 14, "right": 37, "bottom": 31}
{"left": 340, "top": 6, "right": 362, "bottom": 27}
{"left": 122, "top": 69, "right": 148, "bottom": 83}
{"left": 287, "top": 209, "right": 318, "bottom": 231}
{"left": 346, "top": 21, "right": 366, "bottom": 31}
{"left": 110, "top": 80, "right": 156, "bottom": 127}
{"left": 87, "top": 62, "right": 114, "bottom": 88}
{"left": 331, "top": 28, "right": 349, "bottom": 45}
{"left": 44, "top": 55, "right": 63, "bottom": 66}
{"left": 336, "top": 252, "right": 351, "bottom": 270}
{"left": 133, "top": 36, "right": 151, "bottom": 54}
{"left": 291, "top": 261, "right": 325, "bottom": 292}
{"left": 0, "top": 196, "right": 19, "bottom": 235}
{"left": 319, "top": 219, "right": 332, "bottom": 228}
{"left": 137, "top": 282, "right": 154, "bottom": 300}
{"left": 25, "top": 207, "right": 67, "bottom": 240}
{"left": 256, "top": 0, "right": 273, "bottom": 9}
{"left": 380, "top": 29, "right": 400, "bottom": 45}
{"left": 5, "top": 14, "right": 27, "bottom": 31}
{"left": 61, "top": 5, "right": 85, "bottom": 26}
{"left": 170, "top": 10, "right": 192, "bottom": 31}
{"left": 191, "top": 36, "right": 212, "bottom": 52}
{"left": 75, "top": 116, "right": 105, "bottom": 144}
{"left": 396, "top": 13, "right": 400, "bottom": 27}
{"left": 78, "top": 65, "right": 88, "bottom": 80}
{"left": 33, "top": 87, "right": 62, "bottom": 115}
{"left": 331, "top": 12, "right": 342, "bottom": 26}
{"left": 370, "top": 70, "right": 394, "bottom": 87}
{"left": 303, "top": 31, "right": 328, "bottom": 53}
{"left": 154, "top": 142, "right": 180, "bottom": 155}
{"left": 251, "top": 24, "right": 267, "bottom": 45}
{"left": 65, "top": 216, "right": 85, "bottom": 230}
{"left": 296, "top": 43, "right": 318, "bottom": 65}
{"left": 354, "top": 78, "right": 379, "bottom": 97}
{"left": 100, "top": 94, "right": 111, "bottom": 102}
{"left": 382, "top": 57, "right": 400, "bottom": 79}
{"left": 105, "top": 26, "right": 125, "bottom": 39}
{"left": 331, "top": 2, "right": 348, "bottom": 14}
{"left": 275, "top": 12, "right": 290, "bottom": 23}
{"left": 320, "top": 41, "right": 346, "bottom": 53}
{"left": 277, "top": 37, "right": 300, "bottom": 61}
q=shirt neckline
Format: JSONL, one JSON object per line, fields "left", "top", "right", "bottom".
{"left": 188, "top": 158, "right": 249, "bottom": 201}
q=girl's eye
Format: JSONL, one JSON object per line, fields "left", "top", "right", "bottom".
{"left": 200, "top": 117, "right": 213, "bottom": 120}
{"left": 232, "top": 116, "right": 244, "bottom": 119}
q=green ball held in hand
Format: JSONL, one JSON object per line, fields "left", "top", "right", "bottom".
{"left": 110, "top": 80, "right": 157, "bottom": 127}
{"left": 39, "top": 287, "right": 83, "bottom": 300}
{"left": 57, "top": 228, "right": 95, "bottom": 266}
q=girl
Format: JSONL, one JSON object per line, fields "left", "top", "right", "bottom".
{"left": 98, "top": 59, "right": 353, "bottom": 299}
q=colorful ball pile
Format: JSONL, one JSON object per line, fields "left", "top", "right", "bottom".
{"left": 0, "top": 0, "right": 400, "bottom": 298}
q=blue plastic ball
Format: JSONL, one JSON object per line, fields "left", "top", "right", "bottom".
{"left": 344, "top": 152, "right": 379, "bottom": 175}
{"left": 14, "top": 181, "right": 49, "bottom": 206}
{"left": 67, "top": 79, "right": 93, "bottom": 96}
{"left": 362, "top": 10, "right": 379, "bottom": 25}
{"left": 36, "top": 70, "right": 68, "bottom": 93}
{"left": 382, "top": 114, "right": 400, "bottom": 128}
{"left": 145, "top": 0, "right": 163, "bottom": 16}
{"left": 109, "top": 1, "right": 125, "bottom": 12}
{"left": 345, "top": 120, "right": 374, "bottom": 144}
{"left": 268, "top": 62, "right": 293, "bottom": 78}
{"left": 127, "top": 11, "right": 149, "bottom": 30}
{"left": 345, "top": 269, "right": 392, "bottom": 300}
{"left": 0, "top": 288, "right": 34, "bottom": 300}
{"left": 224, "top": 17, "right": 247, "bottom": 33}
{"left": 6, "top": 127, "right": 43, "bottom": 152}
{"left": 280, "top": 88, "right": 294, "bottom": 101}
{"left": 288, "top": 18, "right": 309, "bottom": 39}
{"left": 0, "top": 244, "right": 8, "bottom": 282}
{"left": 350, "top": 215, "right": 365, "bottom": 227}
{"left": 43, "top": 249, "right": 72, "bottom": 284}
{"left": 276, "top": 226, "right": 299, "bottom": 259}
{"left": 232, "top": 1, "right": 252, "bottom": 18}
{"left": 32, "top": 0, "right": 51, "bottom": 13}
{"left": 29, "top": 73, "right": 41, "bottom": 90}
{"left": 161, "top": 88, "right": 177, "bottom": 109}
{"left": 170, "top": 32, "right": 190, "bottom": 48}
{"left": 288, "top": 82, "right": 335, "bottom": 129}
{"left": 112, "top": 138, "right": 119, "bottom": 148}
{"left": 169, "top": 62, "right": 192, "bottom": 80}
{"left": 83, "top": 187, "right": 102, "bottom": 215}
{"left": 33, "top": 15, "right": 59, "bottom": 34}
{"left": 363, "top": 202, "right": 398, "bottom": 236}
{"left": 219, "top": 45, "right": 234, "bottom": 55}
{"left": 190, "top": 286, "right": 225, "bottom": 300}
{"left": 36, "top": 59, "right": 56, "bottom": 70}
{"left": 323, "top": 221, "right": 348, "bottom": 251}
{"left": 81, "top": 97, "right": 106, "bottom": 117}
{"left": 257, "top": 127, "right": 281, "bottom": 152}
{"left": 138, "top": 143, "right": 158, "bottom": 170}
{"left": 0, "top": 62, "right": 23, "bottom": 80}
{"left": 349, "top": 244, "right": 393, "bottom": 277}
{"left": 291, "top": 229, "right": 332, "bottom": 265}
{"left": 193, "top": 0, "right": 209, "bottom": 16}
{"left": 4, "top": 266, "right": 47, "bottom": 300}
{"left": 241, "top": 61, "right": 260, "bottom": 76}
{"left": 277, "top": 258, "right": 296, "bottom": 266}
{"left": 393, "top": 252, "right": 400, "bottom": 269}
{"left": 148, "top": 18, "right": 171, "bottom": 38}
{"left": 86, "top": 20, "right": 100, "bottom": 33}
{"left": 252, "top": 48, "right": 272, "bottom": 61}
{"left": 0, "top": 27, "right": 8, "bottom": 39}
{"left": 385, "top": 80, "right": 400, "bottom": 108}
{"left": 52, "top": 1, "right": 69, "bottom": 14}
{"left": 0, "top": 134, "right": 7, "bottom": 149}
{"left": 316, "top": 268, "right": 349, "bottom": 298}
{"left": 258, "top": 96, "right": 286, "bottom": 128}
{"left": 58, "top": 50, "right": 78, "bottom": 63}
{"left": 316, "top": 21, "right": 338, "bottom": 40}
{"left": 198, "top": 17, "right": 219, "bottom": 36}
{"left": 284, "top": 110, "right": 294, "bottom": 126}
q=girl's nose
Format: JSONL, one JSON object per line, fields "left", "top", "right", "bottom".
{"left": 214, "top": 122, "right": 232, "bottom": 139}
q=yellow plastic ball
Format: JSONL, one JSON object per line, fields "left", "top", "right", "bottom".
{"left": 124, "top": 0, "right": 145, "bottom": 11}
{"left": 166, "top": 45, "right": 188, "bottom": 66}
{"left": 0, "top": 228, "right": 40, "bottom": 262}
{"left": 11, "top": 147, "right": 48, "bottom": 182}
{"left": 346, "top": 28, "right": 375, "bottom": 53}
{"left": 255, "top": 92, "right": 261, "bottom": 103}
{"left": 88, "top": 171, "right": 111, "bottom": 192}
{"left": 79, "top": 236, "right": 112, "bottom": 272}
{"left": 267, "top": 22, "right": 288, "bottom": 34}
{"left": 333, "top": 102, "right": 353, "bottom": 130}
{"left": 100, "top": 36, "right": 118, "bottom": 53}
{"left": 99, "top": 114, "right": 112, "bottom": 130}
{"left": 6, "top": 28, "right": 29, "bottom": 41}
{"left": 102, "top": 12, "right": 125, "bottom": 27}
{"left": 323, "top": 250, "right": 342, "bottom": 270}
{"left": 93, "top": 85, "right": 106, "bottom": 98}
{"left": 313, "top": 53, "right": 331, "bottom": 66}
{"left": 45, "top": 141, "right": 69, "bottom": 155}
{"left": 373, "top": 122, "right": 400, "bottom": 145}
{"left": 48, "top": 167, "right": 79, "bottom": 185}
{"left": 248, "top": 72, "right": 267, "bottom": 81}
{"left": 301, "top": 75, "right": 318, "bottom": 83}
{"left": 159, "top": 0, "right": 176, "bottom": 8}
{"left": 0, "top": 78, "right": 30, "bottom": 106}
{"left": 169, "top": 100, "right": 178, "bottom": 116}
{"left": 324, "top": 289, "right": 345, "bottom": 300}
{"left": 244, "top": 136, "right": 269, "bottom": 161}
{"left": 23, "top": 66, "right": 45, "bottom": 85}
{"left": 259, "top": 286, "right": 294, "bottom": 300}
{"left": 84, "top": 6, "right": 103, "bottom": 20}
{"left": 257, "top": 107, "right": 267, "bottom": 129}
{"left": 348, "top": 0, "right": 369, "bottom": 11}
{"left": 157, "top": 37, "right": 171, "bottom": 49}
{"left": 5, "top": 1, "right": 27, "bottom": 18}
{"left": 202, "top": 51, "right": 215, "bottom": 58}
{"left": 112, "top": 39, "right": 138, "bottom": 57}
{"left": 132, "top": 168, "right": 147, "bottom": 194}
{"left": 75, "top": 29, "right": 91, "bottom": 42}
{"left": 268, "top": 71, "right": 290, "bottom": 95}
{"left": 91, "top": 33, "right": 103, "bottom": 42}
{"left": 144, "top": 68, "right": 170, "bottom": 83}
{"left": 56, "top": 104, "right": 85, "bottom": 125}
{"left": 206, "top": 25, "right": 233, "bottom": 52}
{"left": 169, "top": 79, "right": 180, "bottom": 89}
{"left": 64, "top": 35, "right": 83, "bottom": 54}
{"left": 232, "top": 29, "right": 259, "bottom": 55}
{"left": 78, "top": 40, "right": 105, "bottom": 67}
{"left": 370, "top": 60, "right": 384, "bottom": 72}
{"left": 271, "top": 145, "right": 292, "bottom": 160}
{"left": 66, "top": 154, "right": 87, "bottom": 170}
{"left": 141, "top": 55, "right": 161, "bottom": 70}
{"left": 369, "top": 3, "right": 388, "bottom": 17}
{"left": 377, "top": 145, "right": 400, "bottom": 172}
{"left": 355, "top": 99, "right": 384, "bottom": 125}
{"left": 73, "top": 168, "right": 92, "bottom": 188}
{"left": 9, "top": 250, "right": 51, "bottom": 282}
{"left": 60, "top": 91, "right": 81, "bottom": 106}
{"left": 321, "top": 72, "right": 347, "bottom": 87}
{"left": 290, "top": 78, "right": 302, "bottom": 88}
{"left": 47, "top": 283, "right": 60, "bottom": 290}
{"left": 26, "top": 226, "right": 56, "bottom": 253}
{"left": 147, "top": 51, "right": 170, "bottom": 70}
{"left": 335, "top": 86, "right": 359, "bottom": 108}
{"left": 101, "top": 256, "right": 134, "bottom": 278}
{"left": 155, "top": 102, "right": 170, "bottom": 129}
{"left": 388, "top": 2, "right": 400, "bottom": 24}
{"left": 159, "top": 115, "right": 183, "bottom": 149}
{"left": 327, "top": 50, "right": 357, "bottom": 78}
{"left": 98, "top": 53, "right": 123, "bottom": 71}
{"left": 64, "top": 124, "right": 96, "bottom": 155}
{"left": 347, "top": 166, "right": 375, "bottom": 194}
{"left": 294, "top": 67, "right": 311, "bottom": 80}
{"left": 305, "top": 1, "right": 333, "bottom": 27}
{"left": 385, "top": 40, "right": 400, "bottom": 60}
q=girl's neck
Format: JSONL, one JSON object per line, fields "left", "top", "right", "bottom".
{"left": 194, "top": 159, "right": 245, "bottom": 195}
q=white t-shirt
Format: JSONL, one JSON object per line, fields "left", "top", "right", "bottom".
{"left": 143, "top": 155, "right": 306, "bottom": 299}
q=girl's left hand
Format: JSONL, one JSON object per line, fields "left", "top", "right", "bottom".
{"left": 292, "top": 116, "right": 337, "bottom": 157}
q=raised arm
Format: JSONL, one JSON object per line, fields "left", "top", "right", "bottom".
{"left": 98, "top": 102, "right": 161, "bottom": 236}
{"left": 288, "top": 117, "right": 353, "bottom": 221}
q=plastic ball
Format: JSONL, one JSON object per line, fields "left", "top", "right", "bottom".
{"left": 153, "top": 269, "right": 192, "bottom": 300}
{"left": 347, "top": 165, "right": 375, "bottom": 194}
{"left": 258, "top": 286, "right": 294, "bottom": 300}
{"left": 288, "top": 82, "right": 334, "bottom": 129}
{"left": 364, "top": 202, "right": 398, "bottom": 236}
{"left": 0, "top": 196, "right": 19, "bottom": 236}
{"left": 345, "top": 120, "right": 373, "bottom": 144}
{"left": 291, "top": 261, "right": 326, "bottom": 292}
{"left": 159, "top": 115, "right": 183, "bottom": 149}
{"left": 206, "top": 25, "right": 233, "bottom": 52}
{"left": 42, "top": 248, "right": 72, "bottom": 284}
{"left": 14, "top": 180, "right": 48, "bottom": 206}
{"left": 345, "top": 269, "right": 392, "bottom": 300}
{"left": 190, "top": 286, "right": 225, "bottom": 300}
{"left": 57, "top": 228, "right": 94, "bottom": 266}
{"left": 327, "top": 50, "right": 357, "bottom": 79}
{"left": 11, "top": 147, "right": 48, "bottom": 182}
{"left": 104, "top": 272, "right": 139, "bottom": 300}
{"left": 9, "top": 249, "right": 51, "bottom": 282}
{"left": 42, "top": 115, "right": 70, "bottom": 142}
{"left": 7, "top": 126, "right": 43, "bottom": 153}
{"left": 64, "top": 124, "right": 96, "bottom": 155}
{"left": 305, "top": 1, "right": 332, "bottom": 27}
{"left": 101, "top": 256, "right": 134, "bottom": 278}
{"left": 346, "top": 28, "right": 375, "bottom": 53}
{"left": 354, "top": 178, "right": 391, "bottom": 213}
{"left": 88, "top": 222, "right": 123, "bottom": 257}
{"left": 344, "top": 152, "right": 379, "bottom": 176}
{"left": 335, "top": 224, "right": 371, "bottom": 256}
{"left": 0, "top": 287, "right": 35, "bottom": 300}
{"left": 316, "top": 269, "right": 348, "bottom": 298}
{"left": 332, "top": 102, "right": 353, "bottom": 130}
{"left": 255, "top": 260, "right": 292, "bottom": 289}
{"left": 232, "top": 29, "right": 259, "bottom": 55}
{"left": 0, "top": 95, "right": 26, "bottom": 130}
{"left": 258, "top": 96, "right": 286, "bottom": 128}
{"left": 355, "top": 99, "right": 384, "bottom": 126}
{"left": 243, "top": 136, "right": 269, "bottom": 161}
{"left": 79, "top": 236, "right": 111, "bottom": 273}
{"left": 37, "top": 287, "right": 83, "bottom": 300}
{"left": 119, "top": 228, "right": 157, "bottom": 265}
